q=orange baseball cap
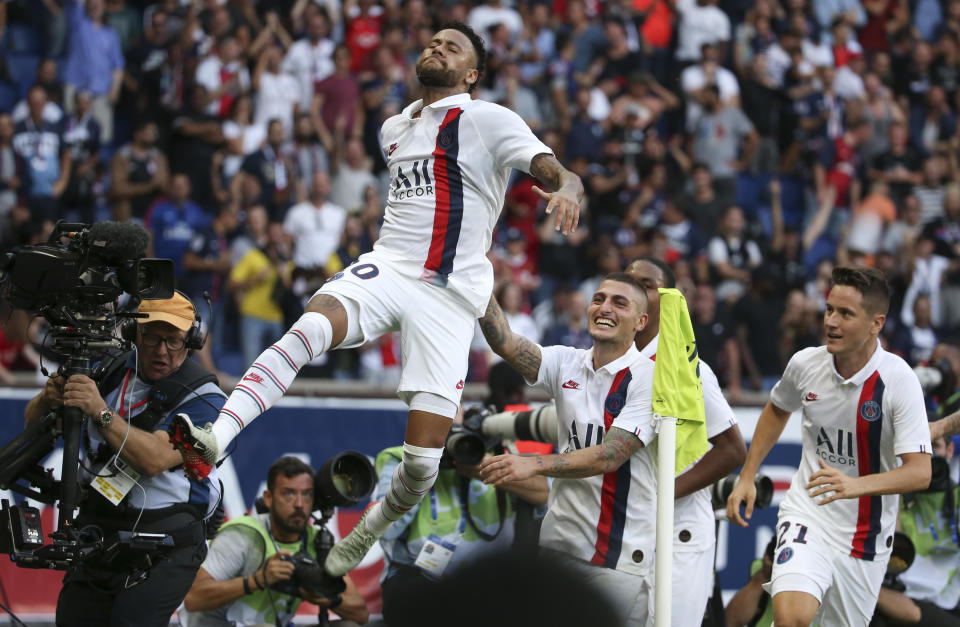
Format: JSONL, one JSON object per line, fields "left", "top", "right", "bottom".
{"left": 136, "top": 292, "right": 196, "bottom": 331}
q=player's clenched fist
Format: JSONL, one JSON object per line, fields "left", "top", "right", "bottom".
{"left": 726, "top": 473, "right": 757, "bottom": 528}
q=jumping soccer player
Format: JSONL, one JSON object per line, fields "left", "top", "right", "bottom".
{"left": 170, "top": 21, "right": 583, "bottom": 577}
{"left": 726, "top": 266, "right": 932, "bottom": 627}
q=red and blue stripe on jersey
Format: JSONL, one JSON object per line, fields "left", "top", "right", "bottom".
{"left": 591, "top": 367, "right": 633, "bottom": 569}
{"left": 851, "top": 370, "right": 884, "bottom": 561}
{"left": 424, "top": 107, "right": 464, "bottom": 286}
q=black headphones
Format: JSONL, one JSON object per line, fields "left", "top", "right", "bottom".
{"left": 120, "top": 290, "right": 208, "bottom": 351}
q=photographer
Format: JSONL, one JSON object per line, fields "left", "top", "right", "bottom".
{"left": 23, "top": 292, "right": 227, "bottom": 627}
{"left": 376, "top": 414, "right": 549, "bottom": 627}
{"left": 184, "top": 456, "right": 368, "bottom": 626}
{"left": 872, "top": 430, "right": 960, "bottom": 627}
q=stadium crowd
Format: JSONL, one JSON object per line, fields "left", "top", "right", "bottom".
{"left": 4, "top": 0, "right": 960, "bottom": 624}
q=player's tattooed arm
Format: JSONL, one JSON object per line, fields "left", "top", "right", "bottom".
{"left": 930, "top": 410, "right": 960, "bottom": 441}
{"left": 479, "top": 294, "right": 542, "bottom": 382}
{"left": 529, "top": 153, "right": 584, "bottom": 236}
{"left": 479, "top": 426, "right": 643, "bottom": 485}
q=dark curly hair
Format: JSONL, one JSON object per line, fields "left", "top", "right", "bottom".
{"left": 437, "top": 21, "right": 486, "bottom": 93}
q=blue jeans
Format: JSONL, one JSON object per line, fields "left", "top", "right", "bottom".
{"left": 240, "top": 316, "right": 285, "bottom": 368}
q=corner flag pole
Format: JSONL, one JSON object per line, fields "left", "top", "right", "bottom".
{"left": 654, "top": 414, "right": 676, "bottom": 627}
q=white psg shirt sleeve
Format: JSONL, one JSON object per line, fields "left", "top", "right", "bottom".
{"left": 467, "top": 103, "right": 553, "bottom": 173}
{"left": 701, "top": 360, "right": 737, "bottom": 439}
{"left": 610, "top": 363, "right": 656, "bottom": 446}
{"left": 769, "top": 348, "right": 815, "bottom": 413}
{"left": 889, "top": 364, "right": 933, "bottom": 456}
{"left": 530, "top": 343, "right": 571, "bottom": 396}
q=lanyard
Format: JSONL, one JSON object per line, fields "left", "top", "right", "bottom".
{"left": 429, "top": 488, "right": 467, "bottom": 536}
{"left": 116, "top": 370, "right": 149, "bottom": 418}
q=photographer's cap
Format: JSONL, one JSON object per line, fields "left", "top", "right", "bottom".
{"left": 137, "top": 292, "right": 195, "bottom": 331}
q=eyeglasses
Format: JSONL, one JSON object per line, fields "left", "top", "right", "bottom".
{"left": 139, "top": 331, "right": 187, "bottom": 351}
{"left": 275, "top": 488, "right": 314, "bottom": 503}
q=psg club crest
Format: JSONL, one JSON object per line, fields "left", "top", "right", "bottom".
{"left": 777, "top": 547, "right": 794, "bottom": 564}
{"left": 605, "top": 393, "right": 625, "bottom": 416}
{"left": 860, "top": 400, "right": 882, "bottom": 422}
{"left": 438, "top": 128, "right": 454, "bottom": 149}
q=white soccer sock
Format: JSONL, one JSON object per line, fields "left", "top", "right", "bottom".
{"left": 211, "top": 312, "right": 333, "bottom": 451}
{"left": 365, "top": 443, "right": 443, "bottom": 536}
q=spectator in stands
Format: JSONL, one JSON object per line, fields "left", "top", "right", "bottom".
{"left": 894, "top": 294, "right": 939, "bottom": 365}
{"left": 146, "top": 173, "right": 209, "bottom": 283}
{"left": 170, "top": 85, "right": 224, "bottom": 210}
{"left": 922, "top": 184, "right": 960, "bottom": 331}
{"left": 58, "top": 0, "right": 124, "bottom": 143}
{"left": 740, "top": 54, "right": 780, "bottom": 174}
{"left": 681, "top": 43, "right": 741, "bottom": 131}
{"left": 329, "top": 137, "right": 377, "bottom": 215}
{"left": 313, "top": 44, "right": 363, "bottom": 145}
{"left": 61, "top": 90, "right": 101, "bottom": 222}
{"left": 845, "top": 179, "right": 897, "bottom": 257}
{"left": 691, "top": 283, "right": 740, "bottom": 394}
{"left": 252, "top": 44, "right": 300, "bottom": 135}
{"left": 283, "top": 171, "right": 346, "bottom": 279}
{"left": 559, "top": 0, "right": 606, "bottom": 76}
{"left": 12, "top": 85, "right": 71, "bottom": 225}
{"left": 542, "top": 289, "right": 591, "bottom": 348}
{"left": 236, "top": 118, "right": 296, "bottom": 221}
{"left": 289, "top": 113, "right": 332, "bottom": 200}
{"left": 735, "top": 264, "right": 784, "bottom": 391}
{"left": 182, "top": 200, "right": 239, "bottom": 373}
{"left": 184, "top": 456, "right": 369, "bottom": 626}
{"left": 657, "top": 196, "right": 708, "bottom": 270}
{"left": 913, "top": 154, "right": 947, "bottom": 225}
{"left": 228, "top": 224, "right": 292, "bottom": 367}
{"left": 675, "top": 0, "right": 732, "bottom": 65}
{"left": 110, "top": 119, "right": 167, "bottom": 222}
{"left": 683, "top": 163, "right": 725, "bottom": 239}
{"left": 708, "top": 205, "right": 764, "bottom": 304}
{"left": 912, "top": 85, "right": 957, "bottom": 155}
{"left": 689, "top": 84, "right": 757, "bottom": 207}
{"left": 196, "top": 35, "right": 251, "bottom": 120}
{"left": 0, "top": 113, "right": 26, "bottom": 224}
{"left": 283, "top": 10, "right": 336, "bottom": 111}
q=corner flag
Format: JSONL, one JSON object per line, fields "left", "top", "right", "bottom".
{"left": 652, "top": 288, "right": 708, "bottom": 476}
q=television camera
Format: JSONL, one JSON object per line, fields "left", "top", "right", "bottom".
{"left": 0, "top": 221, "right": 174, "bottom": 569}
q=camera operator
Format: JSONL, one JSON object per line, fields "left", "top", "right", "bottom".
{"left": 376, "top": 412, "right": 549, "bottom": 627}
{"left": 23, "top": 292, "right": 227, "bottom": 627}
{"left": 872, "top": 430, "right": 960, "bottom": 627}
{"left": 184, "top": 457, "right": 369, "bottom": 626}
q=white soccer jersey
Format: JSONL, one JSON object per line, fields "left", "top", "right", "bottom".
{"left": 770, "top": 343, "right": 931, "bottom": 561}
{"left": 532, "top": 343, "right": 658, "bottom": 577}
{"left": 638, "top": 335, "right": 738, "bottom": 552}
{"left": 374, "top": 93, "right": 552, "bottom": 316}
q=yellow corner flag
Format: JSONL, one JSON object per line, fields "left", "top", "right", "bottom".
{"left": 652, "top": 288, "right": 708, "bottom": 476}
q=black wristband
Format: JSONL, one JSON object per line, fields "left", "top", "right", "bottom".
{"left": 242, "top": 575, "right": 252, "bottom": 595}
{"left": 329, "top": 593, "right": 343, "bottom": 609}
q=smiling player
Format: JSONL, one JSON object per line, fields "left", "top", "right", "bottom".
{"left": 726, "top": 266, "right": 931, "bottom": 627}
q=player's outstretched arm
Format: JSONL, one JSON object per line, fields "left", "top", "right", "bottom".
{"left": 478, "top": 426, "right": 642, "bottom": 485}
{"left": 529, "top": 153, "right": 584, "bottom": 236}
{"left": 807, "top": 452, "right": 931, "bottom": 505}
{"left": 930, "top": 411, "right": 960, "bottom": 442}
{"left": 727, "top": 401, "right": 792, "bottom": 527}
{"left": 479, "top": 294, "right": 542, "bottom": 382}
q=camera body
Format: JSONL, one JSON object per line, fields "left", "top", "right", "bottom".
{"left": 271, "top": 551, "right": 346, "bottom": 599}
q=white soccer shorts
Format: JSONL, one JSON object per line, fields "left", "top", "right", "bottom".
{"left": 671, "top": 547, "right": 714, "bottom": 626}
{"left": 318, "top": 252, "right": 474, "bottom": 407}
{"left": 765, "top": 514, "right": 887, "bottom": 627}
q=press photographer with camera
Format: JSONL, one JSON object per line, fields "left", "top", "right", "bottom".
{"left": 23, "top": 291, "right": 227, "bottom": 627}
{"left": 871, "top": 427, "right": 960, "bottom": 627}
{"left": 184, "top": 456, "right": 369, "bottom": 626}
{"left": 376, "top": 407, "right": 549, "bottom": 627}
